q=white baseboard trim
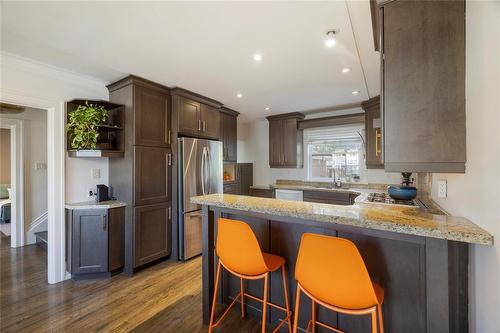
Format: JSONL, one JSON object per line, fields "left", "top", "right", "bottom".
{"left": 26, "top": 211, "right": 48, "bottom": 245}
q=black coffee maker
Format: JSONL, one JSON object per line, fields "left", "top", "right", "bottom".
{"left": 96, "top": 184, "right": 111, "bottom": 202}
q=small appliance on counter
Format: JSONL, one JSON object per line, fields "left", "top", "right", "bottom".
{"left": 96, "top": 184, "right": 115, "bottom": 202}
{"left": 387, "top": 172, "right": 417, "bottom": 200}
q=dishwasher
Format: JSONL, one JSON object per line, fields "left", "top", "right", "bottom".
{"left": 275, "top": 189, "right": 303, "bottom": 201}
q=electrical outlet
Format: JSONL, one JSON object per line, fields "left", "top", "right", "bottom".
{"left": 88, "top": 188, "right": 95, "bottom": 199}
{"left": 91, "top": 168, "right": 101, "bottom": 179}
{"left": 438, "top": 180, "right": 447, "bottom": 198}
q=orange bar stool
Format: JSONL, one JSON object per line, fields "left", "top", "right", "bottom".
{"left": 209, "top": 218, "right": 292, "bottom": 333}
{"left": 292, "top": 233, "right": 384, "bottom": 333}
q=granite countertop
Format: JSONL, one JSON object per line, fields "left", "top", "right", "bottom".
{"left": 191, "top": 194, "right": 493, "bottom": 246}
{"left": 65, "top": 200, "right": 127, "bottom": 210}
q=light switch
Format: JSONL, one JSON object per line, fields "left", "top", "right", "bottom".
{"left": 438, "top": 180, "right": 447, "bottom": 198}
{"left": 91, "top": 168, "right": 101, "bottom": 179}
{"left": 34, "top": 162, "right": 47, "bottom": 170}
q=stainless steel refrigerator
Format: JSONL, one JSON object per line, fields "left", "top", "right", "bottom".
{"left": 178, "top": 137, "right": 223, "bottom": 260}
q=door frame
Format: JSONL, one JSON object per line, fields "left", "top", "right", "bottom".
{"left": 0, "top": 94, "right": 65, "bottom": 284}
{"left": 0, "top": 118, "right": 25, "bottom": 248}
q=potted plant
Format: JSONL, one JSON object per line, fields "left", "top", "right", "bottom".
{"left": 66, "top": 101, "right": 108, "bottom": 150}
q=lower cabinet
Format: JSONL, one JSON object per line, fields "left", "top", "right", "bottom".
{"left": 66, "top": 206, "right": 125, "bottom": 275}
{"left": 134, "top": 202, "right": 171, "bottom": 267}
{"left": 303, "top": 190, "right": 357, "bottom": 205}
{"left": 249, "top": 188, "right": 275, "bottom": 198}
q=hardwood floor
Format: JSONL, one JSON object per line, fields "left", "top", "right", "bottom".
{"left": 0, "top": 234, "right": 263, "bottom": 333}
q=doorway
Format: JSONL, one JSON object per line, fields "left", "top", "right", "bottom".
{"left": 0, "top": 103, "right": 48, "bottom": 250}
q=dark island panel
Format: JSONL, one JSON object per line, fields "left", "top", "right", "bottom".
{"left": 203, "top": 205, "right": 469, "bottom": 332}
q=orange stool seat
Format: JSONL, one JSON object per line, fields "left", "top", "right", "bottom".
{"left": 293, "top": 233, "right": 385, "bottom": 333}
{"left": 208, "top": 218, "right": 292, "bottom": 333}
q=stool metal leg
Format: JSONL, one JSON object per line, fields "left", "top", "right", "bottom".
{"left": 262, "top": 273, "right": 269, "bottom": 333}
{"left": 311, "top": 300, "right": 316, "bottom": 333}
{"left": 240, "top": 278, "right": 245, "bottom": 318}
{"left": 209, "top": 261, "right": 222, "bottom": 333}
{"left": 292, "top": 286, "right": 301, "bottom": 333}
{"left": 281, "top": 265, "right": 293, "bottom": 333}
{"left": 377, "top": 305, "right": 384, "bottom": 333}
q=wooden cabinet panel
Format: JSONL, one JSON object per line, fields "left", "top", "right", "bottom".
{"left": 303, "top": 190, "right": 354, "bottom": 205}
{"left": 134, "top": 84, "right": 170, "bottom": 147}
{"left": 267, "top": 113, "right": 304, "bottom": 168}
{"left": 221, "top": 111, "right": 238, "bottom": 162}
{"left": 134, "top": 146, "right": 171, "bottom": 206}
{"left": 237, "top": 163, "right": 253, "bottom": 195}
{"left": 362, "top": 96, "right": 383, "bottom": 169}
{"left": 134, "top": 203, "right": 171, "bottom": 267}
{"left": 177, "top": 96, "right": 202, "bottom": 136}
{"left": 108, "top": 207, "right": 125, "bottom": 271}
{"left": 268, "top": 119, "right": 283, "bottom": 167}
{"left": 249, "top": 188, "right": 274, "bottom": 198}
{"left": 200, "top": 104, "right": 220, "bottom": 139}
{"left": 381, "top": 0, "right": 465, "bottom": 172}
{"left": 223, "top": 183, "right": 239, "bottom": 194}
{"left": 71, "top": 209, "right": 108, "bottom": 274}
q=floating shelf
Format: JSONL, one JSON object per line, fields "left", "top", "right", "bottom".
{"left": 66, "top": 99, "right": 126, "bottom": 158}
{"left": 67, "top": 150, "right": 124, "bottom": 158}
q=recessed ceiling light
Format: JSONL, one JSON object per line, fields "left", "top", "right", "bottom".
{"left": 342, "top": 67, "right": 352, "bottom": 73}
{"left": 236, "top": 93, "right": 243, "bottom": 98}
{"left": 265, "top": 106, "right": 270, "bottom": 111}
{"left": 253, "top": 53, "right": 263, "bottom": 62}
{"left": 325, "top": 30, "right": 338, "bottom": 48}
{"left": 351, "top": 90, "right": 360, "bottom": 95}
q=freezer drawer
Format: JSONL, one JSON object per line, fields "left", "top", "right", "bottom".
{"left": 182, "top": 210, "right": 203, "bottom": 260}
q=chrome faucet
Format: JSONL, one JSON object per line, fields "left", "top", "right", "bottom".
{"left": 330, "top": 168, "right": 342, "bottom": 188}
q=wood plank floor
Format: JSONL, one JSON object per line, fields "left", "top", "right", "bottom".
{"left": 0, "top": 234, "right": 264, "bottom": 333}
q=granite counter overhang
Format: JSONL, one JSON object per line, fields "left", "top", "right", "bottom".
{"left": 65, "top": 200, "right": 127, "bottom": 210}
{"left": 191, "top": 193, "right": 493, "bottom": 246}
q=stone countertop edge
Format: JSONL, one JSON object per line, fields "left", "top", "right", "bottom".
{"left": 65, "top": 200, "right": 127, "bottom": 210}
{"left": 191, "top": 194, "right": 493, "bottom": 246}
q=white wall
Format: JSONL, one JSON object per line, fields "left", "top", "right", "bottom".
{"left": 0, "top": 107, "right": 48, "bottom": 232}
{"left": 1, "top": 52, "right": 109, "bottom": 283}
{"left": 238, "top": 118, "right": 401, "bottom": 185}
{"left": 430, "top": 2, "right": 500, "bottom": 331}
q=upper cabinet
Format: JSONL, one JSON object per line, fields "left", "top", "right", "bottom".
{"left": 266, "top": 112, "right": 305, "bottom": 168}
{"left": 362, "top": 96, "right": 383, "bottom": 169}
{"left": 107, "top": 75, "right": 171, "bottom": 148}
{"left": 378, "top": 0, "right": 466, "bottom": 173}
{"left": 220, "top": 107, "right": 239, "bottom": 162}
{"left": 171, "top": 88, "right": 222, "bottom": 140}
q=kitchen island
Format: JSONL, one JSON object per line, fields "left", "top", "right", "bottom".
{"left": 192, "top": 194, "right": 492, "bottom": 332}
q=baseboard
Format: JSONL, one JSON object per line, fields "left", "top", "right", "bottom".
{"left": 26, "top": 211, "right": 48, "bottom": 245}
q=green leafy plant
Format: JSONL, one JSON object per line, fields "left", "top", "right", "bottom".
{"left": 66, "top": 101, "right": 108, "bottom": 150}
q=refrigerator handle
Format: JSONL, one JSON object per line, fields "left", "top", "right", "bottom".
{"left": 201, "top": 147, "right": 206, "bottom": 195}
{"left": 206, "top": 147, "right": 212, "bottom": 194}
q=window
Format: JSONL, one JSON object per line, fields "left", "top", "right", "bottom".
{"left": 306, "top": 126, "right": 364, "bottom": 181}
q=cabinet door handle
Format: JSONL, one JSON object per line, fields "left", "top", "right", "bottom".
{"left": 167, "top": 153, "right": 172, "bottom": 166}
{"left": 168, "top": 207, "right": 172, "bottom": 220}
{"left": 198, "top": 119, "right": 201, "bottom": 131}
{"left": 167, "top": 130, "right": 171, "bottom": 145}
{"left": 375, "top": 129, "right": 382, "bottom": 157}
{"left": 203, "top": 121, "right": 206, "bottom": 132}
{"left": 102, "top": 214, "right": 107, "bottom": 231}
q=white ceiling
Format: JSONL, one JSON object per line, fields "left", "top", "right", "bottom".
{"left": 1, "top": 1, "right": 379, "bottom": 122}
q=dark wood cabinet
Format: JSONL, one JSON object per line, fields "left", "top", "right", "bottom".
{"left": 303, "top": 190, "right": 357, "bottom": 205}
{"left": 134, "top": 84, "right": 171, "bottom": 147}
{"left": 134, "top": 146, "right": 172, "bottom": 206}
{"left": 108, "top": 75, "right": 173, "bottom": 274}
{"left": 266, "top": 112, "right": 305, "bottom": 168}
{"left": 171, "top": 88, "right": 222, "bottom": 140}
{"left": 66, "top": 206, "right": 125, "bottom": 275}
{"left": 237, "top": 163, "right": 253, "bottom": 195}
{"left": 362, "top": 96, "right": 383, "bottom": 169}
{"left": 134, "top": 203, "right": 171, "bottom": 267}
{"left": 379, "top": 0, "right": 466, "bottom": 173}
{"left": 200, "top": 104, "right": 220, "bottom": 140}
{"left": 223, "top": 183, "right": 239, "bottom": 194}
{"left": 249, "top": 188, "right": 275, "bottom": 198}
{"left": 220, "top": 107, "right": 239, "bottom": 162}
